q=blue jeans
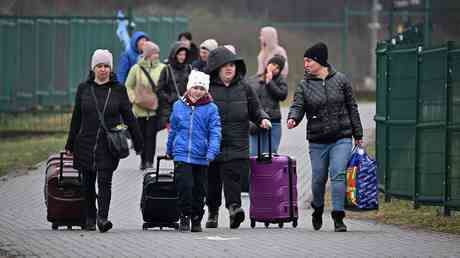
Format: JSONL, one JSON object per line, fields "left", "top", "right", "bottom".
{"left": 249, "top": 122, "right": 281, "bottom": 156}
{"left": 309, "top": 138, "right": 352, "bottom": 211}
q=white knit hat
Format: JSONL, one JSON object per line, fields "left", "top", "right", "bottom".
{"left": 187, "top": 70, "right": 210, "bottom": 92}
{"left": 91, "top": 49, "right": 113, "bottom": 70}
{"left": 200, "top": 39, "right": 218, "bottom": 52}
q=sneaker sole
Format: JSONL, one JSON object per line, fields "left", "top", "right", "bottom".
{"left": 334, "top": 227, "right": 347, "bottom": 232}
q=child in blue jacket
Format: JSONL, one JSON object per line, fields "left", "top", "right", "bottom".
{"left": 166, "top": 70, "right": 222, "bottom": 232}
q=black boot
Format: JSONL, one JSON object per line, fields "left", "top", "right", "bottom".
{"left": 97, "top": 217, "right": 113, "bottom": 233}
{"left": 205, "top": 209, "right": 219, "bottom": 228}
{"left": 179, "top": 215, "right": 191, "bottom": 232}
{"left": 139, "top": 160, "right": 146, "bottom": 170}
{"left": 229, "top": 204, "right": 245, "bottom": 229}
{"left": 84, "top": 217, "right": 96, "bottom": 231}
{"left": 144, "top": 161, "right": 153, "bottom": 169}
{"left": 311, "top": 203, "right": 324, "bottom": 231}
{"left": 331, "top": 211, "right": 347, "bottom": 232}
{"left": 191, "top": 215, "right": 202, "bottom": 232}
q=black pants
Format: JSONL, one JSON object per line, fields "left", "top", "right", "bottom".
{"left": 137, "top": 116, "right": 158, "bottom": 165}
{"left": 175, "top": 162, "right": 208, "bottom": 219}
{"left": 81, "top": 169, "right": 114, "bottom": 220}
{"left": 207, "top": 159, "right": 249, "bottom": 212}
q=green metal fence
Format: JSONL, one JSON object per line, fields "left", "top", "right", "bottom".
{"left": 0, "top": 15, "right": 188, "bottom": 114}
{"left": 375, "top": 41, "right": 460, "bottom": 214}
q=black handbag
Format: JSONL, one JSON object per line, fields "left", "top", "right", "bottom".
{"left": 91, "top": 86, "right": 130, "bottom": 159}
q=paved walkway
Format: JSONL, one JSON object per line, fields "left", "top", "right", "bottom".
{"left": 1, "top": 104, "right": 460, "bottom": 258}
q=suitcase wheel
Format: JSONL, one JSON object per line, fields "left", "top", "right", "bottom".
{"left": 67, "top": 226, "right": 72, "bottom": 230}
{"left": 292, "top": 219, "right": 298, "bottom": 228}
{"left": 142, "top": 223, "right": 149, "bottom": 230}
{"left": 250, "top": 219, "right": 256, "bottom": 229}
{"left": 278, "top": 222, "right": 284, "bottom": 228}
{"left": 264, "top": 222, "right": 270, "bottom": 228}
{"left": 52, "top": 223, "right": 58, "bottom": 230}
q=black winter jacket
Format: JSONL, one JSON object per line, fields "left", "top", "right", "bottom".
{"left": 65, "top": 72, "right": 143, "bottom": 171}
{"left": 158, "top": 42, "right": 192, "bottom": 103}
{"left": 250, "top": 74, "right": 288, "bottom": 121}
{"left": 288, "top": 67, "right": 363, "bottom": 143}
{"left": 207, "top": 47, "right": 269, "bottom": 162}
{"left": 192, "top": 59, "right": 207, "bottom": 73}
{"left": 157, "top": 42, "right": 192, "bottom": 125}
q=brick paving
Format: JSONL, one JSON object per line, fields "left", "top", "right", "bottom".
{"left": 1, "top": 104, "right": 460, "bottom": 258}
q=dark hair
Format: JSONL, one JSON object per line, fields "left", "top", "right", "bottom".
{"left": 178, "top": 32, "right": 192, "bottom": 41}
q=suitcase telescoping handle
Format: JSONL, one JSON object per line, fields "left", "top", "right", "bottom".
{"left": 59, "top": 152, "right": 64, "bottom": 182}
{"left": 257, "top": 128, "right": 272, "bottom": 162}
{"left": 156, "top": 155, "right": 175, "bottom": 183}
{"left": 58, "top": 151, "right": 81, "bottom": 184}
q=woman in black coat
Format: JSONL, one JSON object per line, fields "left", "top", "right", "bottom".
{"left": 157, "top": 41, "right": 191, "bottom": 128}
{"left": 65, "top": 49, "right": 143, "bottom": 233}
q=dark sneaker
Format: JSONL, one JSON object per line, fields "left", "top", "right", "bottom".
{"left": 179, "top": 215, "right": 191, "bottom": 232}
{"left": 205, "top": 211, "right": 218, "bottom": 228}
{"left": 97, "top": 218, "right": 113, "bottom": 233}
{"left": 331, "top": 211, "right": 347, "bottom": 232}
{"left": 229, "top": 205, "right": 245, "bottom": 229}
{"left": 84, "top": 217, "right": 96, "bottom": 231}
{"left": 191, "top": 216, "right": 202, "bottom": 232}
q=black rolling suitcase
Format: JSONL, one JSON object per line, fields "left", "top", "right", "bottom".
{"left": 140, "top": 155, "right": 180, "bottom": 230}
{"left": 45, "top": 151, "right": 84, "bottom": 230}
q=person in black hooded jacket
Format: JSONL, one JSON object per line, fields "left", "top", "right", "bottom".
{"left": 65, "top": 49, "right": 143, "bottom": 233}
{"left": 205, "top": 46, "right": 271, "bottom": 229}
{"left": 157, "top": 41, "right": 192, "bottom": 129}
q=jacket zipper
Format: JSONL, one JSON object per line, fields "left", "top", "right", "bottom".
{"left": 323, "top": 79, "right": 330, "bottom": 113}
{"left": 187, "top": 105, "right": 195, "bottom": 163}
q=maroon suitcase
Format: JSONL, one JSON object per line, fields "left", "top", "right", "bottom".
{"left": 45, "top": 152, "right": 84, "bottom": 230}
{"left": 249, "top": 130, "right": 299, "bottom": 228}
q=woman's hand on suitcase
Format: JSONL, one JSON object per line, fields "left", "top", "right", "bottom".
{"left": 259, "top": 119, "right": 272, "bottom": 129}
{"left": 287, "top": 119, "right": 297, "bottom": 129}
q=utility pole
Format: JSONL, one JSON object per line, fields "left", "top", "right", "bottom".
{"left": 365, "top": 0, "right": 381, "bottom": 91}
{"left": 424, "top": 0, "right": 432, "bottom": 47}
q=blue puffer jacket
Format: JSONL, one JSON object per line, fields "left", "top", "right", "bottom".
{"left": 116, "top": 31, "right": 149, "bottom": 85}
{"left": 166, "top": 96, "right": 221, "bottom": 166}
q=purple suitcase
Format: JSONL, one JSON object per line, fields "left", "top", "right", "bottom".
{"left": 249, "top": 130, "right": 298, "bottom": 228}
